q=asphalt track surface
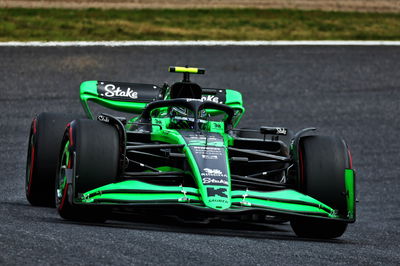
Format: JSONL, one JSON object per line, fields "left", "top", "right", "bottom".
{"left": 0, "top": 46, "right": 399, "bottom": 265}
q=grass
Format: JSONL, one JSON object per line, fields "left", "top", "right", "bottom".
{"left": 0, "top": 8, "right": 399, "bottom": 41}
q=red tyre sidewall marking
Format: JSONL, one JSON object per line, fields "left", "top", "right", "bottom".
{"left": 58, "top": 183, "right": 69, "bottom": 211}
{"left": 27, "top": 118, "right": 37, "bottom": 195}
{"left": 347, "top": 148, "right": 353, "bottom": 169}
{"left": 68, "top": 123, "right": 73, "bottom": 146}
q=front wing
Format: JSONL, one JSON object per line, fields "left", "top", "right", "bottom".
{"left": 76, "top": 169, "right": 355, "bottom": 222}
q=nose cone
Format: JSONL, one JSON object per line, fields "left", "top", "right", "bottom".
{"left": 180, "top": 131, "right": 232, "bottom": 210}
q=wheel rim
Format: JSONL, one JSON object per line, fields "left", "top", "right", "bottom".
{"left": 56, "top": 140, "right": 70, "bottom": 210}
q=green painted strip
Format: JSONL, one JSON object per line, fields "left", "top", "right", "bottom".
{"left": 230, "top": 198, "right": 330, "bottom": 216}
{"left": 83, "top": 180, "right": 200, "bottom": 194}
{"left": 231, "top": 189, "right": 332, "bottom": 210}
{"left": 230, "top": 189, "right": 334, "bottom": 216}
{"left": 345, "top": 169, "right": 356, "bottom": 220}
{"left": 230, "top": 194, "right": 332, "bottom": 213}
{"left": 92, "top": 198, "right": 203, "bottom": 204}
{"left": 87, "top": 193, "right": 200, "bottom": 203}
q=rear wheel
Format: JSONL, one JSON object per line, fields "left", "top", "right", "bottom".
{"left": 290, "top": 135, "right": 351, "bottom": 239}
{"left": 56, "top": 119, "right": 119, "bottom": 221}
{"left": 26, "top": 112, "right": 84, "bottom": 207}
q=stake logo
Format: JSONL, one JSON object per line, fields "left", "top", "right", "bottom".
{"left": 202, "top": 177, "right": 228, "bottom": 186}
{"left": 101, "top": 84, "right": 138, "bottom": 99}
{"left": 201, "top": 95, "right": 221, "bottom": 103}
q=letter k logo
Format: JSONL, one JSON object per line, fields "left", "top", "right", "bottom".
{"left": 207, "top": 187, "right": 228, "bottom": 198}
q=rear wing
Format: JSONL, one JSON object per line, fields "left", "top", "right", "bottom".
{"left": 80, "top": 80, "right": 245, "bottom": 125}
{"left": 201, "top": 88, "right": 245, "bottom": 126}
{"left": 80, "top": 80, "right": 161, "bottom": 119}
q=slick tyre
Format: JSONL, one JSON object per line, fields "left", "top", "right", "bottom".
{"left": 56, "top": 119, "right": 119, "bottom": 222}
{"left": 290, "top": 136, "right": 351, "bottom": 239}
{"left": 26, "top": 112, "right": 84, "bottom": 207}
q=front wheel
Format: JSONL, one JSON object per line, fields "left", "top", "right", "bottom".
{"left": 290, "top": 135, "right": 353, "bottom": 239}
{"left": 56, "top": 119, "right": 119, "bottom": 222}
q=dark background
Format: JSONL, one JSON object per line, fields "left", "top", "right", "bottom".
{"left": 0, "top": 46, "right": 399, "bottom": 264}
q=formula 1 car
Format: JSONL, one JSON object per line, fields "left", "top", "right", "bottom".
{"left": 26, "top": 66, "right": 356, "bottom": 238}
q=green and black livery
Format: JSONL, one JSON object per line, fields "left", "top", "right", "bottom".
{"left": 26, "top": 66, "right": 356, "bottom": 238}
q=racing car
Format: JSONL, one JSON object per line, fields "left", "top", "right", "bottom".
{"left": 26, "top": 66, "right": 356, "bottom": 239}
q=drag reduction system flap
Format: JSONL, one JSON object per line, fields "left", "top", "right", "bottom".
{"left": 80, "top": 80, "right": 162, "bottom": 117}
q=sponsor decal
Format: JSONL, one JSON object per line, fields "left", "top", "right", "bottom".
{"left": 276, "top": 127, "right": 287, "bottom": 135}
{"left": 187, "top": 135, "right": 220, "bottom": 143}
{"left": 97, "top": 115, "right": 109, "bottom": 123}
{"left": 97, "top": 81, "right": 160, "bottom": 103}
{"left": 201, "top": 167, "right": 228, "bottom": 186}
{"left": 180, "top": 132, "right": 224, "bottom": 144}
{"left": 100, "top": 83, "right": 138, "bottom": 99}
{"left": 179, "top": 132, "right": 229, "bottom": 187}
{"left": 203, "top": 168, "right": 222, "bottom": 175}
{"left": 185, "top": 96, "right": 222, "bottom": 103}
{"left": 201, "top": 154, "right": 218, "bottom": 160}
{"left": 208, "top": 198, "right": 228, "bottom": 204}
{"left": 193, "top": 146, "right": 223, "bottom": 155}
{"left": 207, "top": 187, "right": 228, "bottom": 198}
{"left": 202, "top": 177, "right": 228, "bottom": 186}
{"left": 185, "top": 98, "right": 203, "bottom": 102}
{"left": 201, "top": 95, "right": 221, "bottom": 103}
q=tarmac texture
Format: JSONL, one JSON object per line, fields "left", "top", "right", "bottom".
{"left": 0, "top": 46, "right": 399, "bottom": 265}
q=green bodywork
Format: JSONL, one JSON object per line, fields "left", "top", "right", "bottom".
{"left": 80, "top": 80, "right": 245, "bottom": 126}
{"left": 81, "top": 181, "right": 339, "bottom": 218}
{"left": 73, "top": 79, "right": 356, "bottom": 222}
{"left": 79, "top": 168, "right": 356, "bottom": 220}
{"left": 345, "top": 169, "right": 356, "bottom": 220}
{"left": 80, "top": 80, "right": 148, "bottom": 118}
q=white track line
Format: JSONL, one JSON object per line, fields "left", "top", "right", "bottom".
{"left": 0, "top": 41, "right": 400, "bottom": 46}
